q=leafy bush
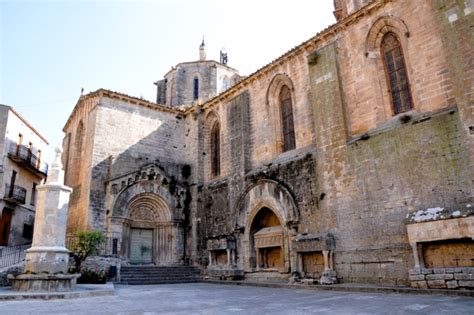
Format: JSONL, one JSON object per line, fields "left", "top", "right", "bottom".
{"left": 77, "top": 266, "right": 108, "bottom": 284}
{"left": 68, "top": 230, "right": 105, "bottom": 273}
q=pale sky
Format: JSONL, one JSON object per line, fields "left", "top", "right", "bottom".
{"left": 0, "top": 0, "right": 335, "bottom": 161}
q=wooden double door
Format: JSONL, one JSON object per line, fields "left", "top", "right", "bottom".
{"left": 128, "top": 224, "right": 177, "bottom": 265}
{"left": 129, "top": 228, "right": 153, "bottom": 264}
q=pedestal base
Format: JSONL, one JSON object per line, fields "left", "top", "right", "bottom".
{"left": 319, "top": 270, "right": 337, "bottom": 285}
{"left": 8, "top": 273, "right": 80, "bottom": 292}
{"left": 204, "top": 267, "right": 244, "bottom": 280}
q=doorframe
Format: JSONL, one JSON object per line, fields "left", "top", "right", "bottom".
{"left": 0, "top": 207, "right": 13, "bottom": 246}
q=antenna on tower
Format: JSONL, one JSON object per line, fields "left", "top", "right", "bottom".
{"left": 220, "top": 47, "right": 228, "bottom": 65}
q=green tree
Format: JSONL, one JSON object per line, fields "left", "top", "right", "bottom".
{"left": 68, "top": 231, "right": 105, "bottom": 273}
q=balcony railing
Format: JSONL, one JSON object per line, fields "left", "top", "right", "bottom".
{"left": 8, "top": 144, "right": 48, "bottom": 177}
{"left": 0, "top": 243, "right": 31, "bottom": 268}
{"left": 4, "top": 184, "right": 27, "bottom": 204}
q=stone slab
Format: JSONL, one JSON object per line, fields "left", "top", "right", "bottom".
{"left": 409, "top": 275, "right": 426, "bottom": 281}
{"left": 427, "top": 280, "right": 447, "bottom": 289}
{"left": 454, "top": 273, "right": 473, "bottom": 280}
{"left": 426, "top": 274, "right": 453, "bottom": 281}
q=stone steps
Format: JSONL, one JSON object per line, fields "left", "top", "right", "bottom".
{"left": 119, "top": 266, "right": 201, "bottom": 285}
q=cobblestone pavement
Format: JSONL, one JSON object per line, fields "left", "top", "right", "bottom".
{"left": 2, "top": 283, "right": 473, "bottom": 314}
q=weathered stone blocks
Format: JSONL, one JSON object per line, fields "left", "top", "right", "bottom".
{"left": 427, "top": 280, "right": 447, "bottom": 289}
{"left": 410, "top": 280, "right": 428, "bottom": 289}
{"left": 409, "top": 267, "right": 474, "bottom": 290}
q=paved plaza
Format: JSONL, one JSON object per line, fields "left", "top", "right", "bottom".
{"left": 1, "top": 283, "right": 473, "bottom": 314}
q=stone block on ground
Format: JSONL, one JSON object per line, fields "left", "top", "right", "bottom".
{"left": 409, "top": 274, "right": 425, "bottom": 281}
{"left": 427, "top": 280, "right": 447, "bottom": 289}
{"left": 454, "top": 273, "right": 473, "bottom": 280}
{"left": 458, "top": 280, "right": 474, "bottom": 288}
{"left": 426, "top": 274, "right": 453, "bottom": 280}
{"left": 410, "top": 280, "right": 428, "bottom": 289}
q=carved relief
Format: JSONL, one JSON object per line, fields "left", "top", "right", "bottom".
{"left": 130, "top": 206, "right": 157, "bottom": 222}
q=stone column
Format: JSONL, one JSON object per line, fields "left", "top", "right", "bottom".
{"left": 322, "top": 250, "right": 330, "bottom": 271}
{"left": 227, "top": 249, "right": 231, "bottom": 266}
{"left": 10, "top": 147, "right": 78, "bottom": 292}
{"left": 410, "top": 242, "right": 424, "bottom": 269}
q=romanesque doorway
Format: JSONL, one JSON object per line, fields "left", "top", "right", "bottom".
{"left": 124, "top": 193, "right": 178, "bottom": 265}
{"left": 249, "top": 207, "right": 284, "bottom": 271}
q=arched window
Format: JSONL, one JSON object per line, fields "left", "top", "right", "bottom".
{"left": 75, "top": 121, "right": 84, "bottom": 154}
{"left": 279, "top": 85, "right": 295, "bottom": 152}
{"left": 193, "top": 77, "right": 199, "bottom": 100}
{"left": 381, "top": 32, "right": 413, "bottom": 115}
{"left": 74, "top": 121, "right": 84, "bottom": 181}
{"left": 210, "top": 121, "right": 220, "bottom": 177}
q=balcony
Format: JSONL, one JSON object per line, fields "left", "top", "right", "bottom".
{"left": 7, "top": 144, "right": 48, "bottom": 178}
{"left": 3, "top": 184, "right": 26, "bottom": 204}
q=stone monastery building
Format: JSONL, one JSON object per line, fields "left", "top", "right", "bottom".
{"left": 62, "top": 0, "right": 473, "bottom": 287}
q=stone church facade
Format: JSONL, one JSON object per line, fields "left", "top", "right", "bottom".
{"left": 62, "top": 0, "right": 473, "bottom": 287}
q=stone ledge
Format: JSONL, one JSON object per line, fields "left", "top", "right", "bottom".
{"left": 204, "top": 280, "right": 474, "bottom": 297}
{"left": 0, "top": 283, "right": 115, "bottom": 300}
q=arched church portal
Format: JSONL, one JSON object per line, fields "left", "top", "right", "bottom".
{"left": 111, "top": 192, "right": 182, "bottom": 265}
{"left": 237, "top": 180, "right": 299, "bottom": 274}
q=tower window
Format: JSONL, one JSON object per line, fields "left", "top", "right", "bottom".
{"left": 381, "top": 33, "right": 413, "bottom": 115}
{"left": 193, "top": 77, "right": 199, "bottom": 100}
{"left": 279, "top": 85, "right": 296, "bottom": 152}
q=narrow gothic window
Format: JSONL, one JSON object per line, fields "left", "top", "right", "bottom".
{"left": 381, "top": 33, "right": 413, "bottom": 115}
{"left": 279, "top": 85, "right": 296, "bottom": 152}
{"left": 193, "top": 77, "right": 199, "bottom": 100}
{"left": 210, "top": 122, "right": 220, "bottom": 177}
{"left": 76, "top": 122, "right": 84, "bottom": 154}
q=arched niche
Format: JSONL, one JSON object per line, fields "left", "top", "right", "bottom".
{"left": 236, "top": 179, "right": 299, "bottom": 273}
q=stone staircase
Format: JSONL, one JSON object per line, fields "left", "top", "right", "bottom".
{"left": 119, "top": 266, "right": 201, "bottom": 285}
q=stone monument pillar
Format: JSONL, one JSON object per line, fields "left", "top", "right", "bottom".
{"left": 9, "top": 147, "right": 78, "bottom": 292}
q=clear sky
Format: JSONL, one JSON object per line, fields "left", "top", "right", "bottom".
{"left": 0, "top": 0, "right": 335, "bottom": 162}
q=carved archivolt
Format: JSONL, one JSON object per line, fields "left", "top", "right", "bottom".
{"left": 266, "top": 73, "right": 295, "bottom": 107}
{"left": 236, "top": 179, "right": 299, "bottom": 229}
{"left": 127, "top": 193, "right": 171, "bottom": 222}
{"left": 365, "top": 15, "right": 410, "bottom": 55}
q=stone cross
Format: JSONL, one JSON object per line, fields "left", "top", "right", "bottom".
{"left": 10, "top": 146, "right": 77, "bottom": 292}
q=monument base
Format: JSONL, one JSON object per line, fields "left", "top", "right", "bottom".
{"left": 8, "top": 273, "right": 80, "bottom": 292}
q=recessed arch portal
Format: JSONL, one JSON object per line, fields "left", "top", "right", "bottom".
{"left": 237, "top": 179, "right": 299, "bottom": 273}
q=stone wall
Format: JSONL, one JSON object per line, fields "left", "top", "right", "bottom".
{"left": 89, "top": 97, "right": 190, "bottom": 232}
{"left": 410, "top": 267, "right": 474, "bottom": 289}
